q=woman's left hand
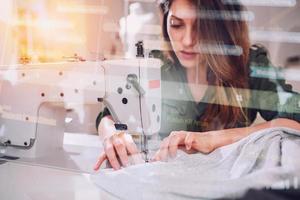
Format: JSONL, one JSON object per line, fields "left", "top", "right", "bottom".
{"left": 152, "top": 131, "right": 216, "bottom": 161}
{"left": 152, "top": 118, "right": 300, "bottom": 162}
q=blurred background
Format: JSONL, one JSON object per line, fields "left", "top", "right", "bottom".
{"left": 0, "top": 0, "right": 299, "bottom": 134}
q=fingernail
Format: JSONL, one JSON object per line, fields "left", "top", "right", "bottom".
{"left": 93, "top": 165, "right": 98, "bottom": 171}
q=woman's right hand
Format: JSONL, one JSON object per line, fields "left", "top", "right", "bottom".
{"left": 94, "top": 116, "right": 140, "bottom": 171}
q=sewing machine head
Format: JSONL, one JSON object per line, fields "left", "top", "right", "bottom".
{"left": 103, "top": 58, "right": 162, "bottom": 159}
{"left": 0, "top": 58, "right": 161, "bottom": 159}
{"left": 103, "top": 58, "right": 161, "bottom": 134}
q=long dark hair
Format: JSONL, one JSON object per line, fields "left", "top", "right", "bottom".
{"left": 159, "top": 0, "right": 251, "bottom": 131}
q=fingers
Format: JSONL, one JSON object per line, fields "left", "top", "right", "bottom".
{"left": 123, "top": 134, "right": 139, "bottom": 155}
{"left": 112, "top": 135, "right": 129, "bottom": 167}
{"left": 94, "top": 152, "right": 107, "bottom": 171}
{"left": 184, "top": 132, "right": 194, "bottom": 150}
{"left": 168, "top": 131, "right": 186, "bottom": 157}
{"left": 123, "top": 134, "right": 143, "bottom": 164}
{"left": 152, "top": 131, "right": 197, "bottom": 162}
{"left": 153, "top": 131, "right": 187, "bottom": 161}
{"left": 94, "top": 133, "right": 141, "bottom": 171}
{"left": 153, "top": 137, "right": 169, "bottom": 161}
{"left": 95, "top": 130, "right": 198, "bottom": 170}
{"left": 104, "top": 139, "right": 121, "bottom": 170}
{"left": 191, "top": 133, "right": 214, "bottom": 154}
{"left": 185, "top": 132, "right": 214, "bottom": 154}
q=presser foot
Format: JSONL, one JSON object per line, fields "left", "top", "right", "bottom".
{"left": 142, "top": 150, "right": 149, "bottom": 163}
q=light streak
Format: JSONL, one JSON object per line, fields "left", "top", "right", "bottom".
{"left": 251, "top": 30, "right": 300, "bottom": 43}
{"left": 222, "top": 0, "right": 297, "bottom": 7}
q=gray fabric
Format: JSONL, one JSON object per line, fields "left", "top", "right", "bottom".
{"left": 92, "top": 127, "right": 300, "bottom": 200}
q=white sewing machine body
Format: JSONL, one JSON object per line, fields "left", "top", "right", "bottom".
{"left": 0, "top": 58, "right": 161, "bottom": 160}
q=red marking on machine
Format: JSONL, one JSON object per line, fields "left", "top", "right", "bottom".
{"left": 148, "top": 80, "right": 160, "bottom": 89}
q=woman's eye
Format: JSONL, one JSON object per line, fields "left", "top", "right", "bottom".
{"left": 170, "top": 19, "right": 183, "bottom": 28}
{"left": 170, "top": 24, "right": 183, "bottom": 28}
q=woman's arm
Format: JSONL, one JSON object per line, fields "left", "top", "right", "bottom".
{"left": 212, "top": 118, "right": 300, "bottom": 150}
{"left": 153, "top": 118, "right": 300, "bottom": 161}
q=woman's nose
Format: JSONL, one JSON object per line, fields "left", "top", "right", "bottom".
{"left": 182, "top": 28, "right": 196, "bottom": 47}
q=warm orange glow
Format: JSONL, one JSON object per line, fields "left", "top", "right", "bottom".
{"left": 12, "top": 19, "right": 74, "bottom": 29}
{"left": 12, "top": 1, "right": 88, "bottom": 63}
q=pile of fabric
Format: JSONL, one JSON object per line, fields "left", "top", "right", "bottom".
{"left": 92, "top": 127, "right": 300, "bottom": 200}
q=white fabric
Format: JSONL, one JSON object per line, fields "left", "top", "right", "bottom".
{"left": 92, "top": 127, "right": 300, "bottom": 200}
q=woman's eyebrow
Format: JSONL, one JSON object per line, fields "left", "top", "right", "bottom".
{"left": 170, "top": 14, "right": 183, "bottom": 21}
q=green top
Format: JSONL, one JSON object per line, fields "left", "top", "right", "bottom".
{"left": 96, "top": 45, "right": 300, "bottom": 138}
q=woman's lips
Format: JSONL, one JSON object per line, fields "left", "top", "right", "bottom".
{"left": 179, "top": 50, "right": 197, "bottom": 60}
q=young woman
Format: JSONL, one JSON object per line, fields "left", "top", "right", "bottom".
{"left": 94, "top": 0, "right": 300, "bottom": 170}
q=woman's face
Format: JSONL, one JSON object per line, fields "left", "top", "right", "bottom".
{"left": 167, "top": 0, "right": 199, "bottom": 69}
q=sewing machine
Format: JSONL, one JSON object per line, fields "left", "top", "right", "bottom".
{"left": 0, "top": 57, "right": 161, "bottom": 164}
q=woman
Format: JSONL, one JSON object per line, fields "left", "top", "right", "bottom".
{"left": 94, "top": 0, "right": 300, "bottom": 170}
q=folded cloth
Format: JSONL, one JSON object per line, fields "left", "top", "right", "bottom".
{"left": 91, "top": 127, "right": 300, "bottom": 200}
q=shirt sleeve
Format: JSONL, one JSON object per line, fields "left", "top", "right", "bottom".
{"left": 249, "top": 44, "right": 300, "bottom": 123}
{"left": 95, "top": 107, "right": 111, "bottom": 131}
